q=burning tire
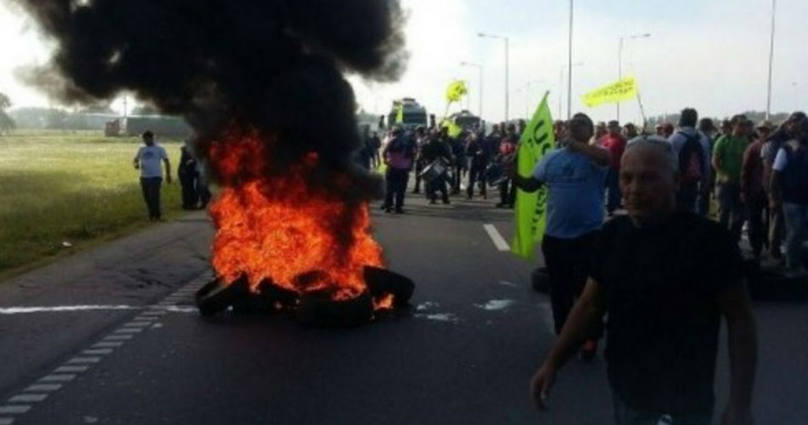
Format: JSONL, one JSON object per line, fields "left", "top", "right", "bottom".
{"left": 195, "top": 275, "right": 251, "bottom": 316}
{"left": 296, "top": 290, "right": 374, "bottom": 328}
{"left": 363, "top": 266, "right": 415, "bottom": 307}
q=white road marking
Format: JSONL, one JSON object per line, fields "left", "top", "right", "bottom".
{"left": 54, "top": 365, "right": 88, "bottom": 373}
{"left": 0, "top": 304, "right": 199, "bottom": 315}
{"left": 92, "top": 342, "right": 123, "bottom": 348}
{"left": 82, "top": 349, "right": 113, "bottom": 355}
{"left": 8, "top": 394, "right": 46, "bottom": 403}
{"left": 0, "top": 406, "right": 30, "bottom": 414}
{"left": 24, "top": 384, "right": 61, "bottom": 392}
{"left": 67, "top": 357, "right": 101, "bottom": 364}
{"left": 0, "top": 305, "right": 137, "bottom": 314}
{"left": 39, "top": 374, "right": 75, "bottom": 382}
{"left": 483, "top": 224, "right": 511, "bottom": 251}
{"left": 0, "top": 278, "right": 209, "bottom": 423}
{"left": 474, "top": 299, "right": 516, "bottom": 311}
{"left": 103, "top": 334, "right": 133, "bottom": 341}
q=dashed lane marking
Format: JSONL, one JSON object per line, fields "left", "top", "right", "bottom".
{"left": 82, "top": 349, "right": 114, "bottom": 355}
{"left": 23, "top": 385, "right": 61, "bottom": 393}
{"left": 103, "top": 334, "right": 133, "bottom": 341}
{"left": 38, "top": 375, "right": 75, "bottom": 383}
{"left": 67, "top": 357, "right": 101, "bottom": 364}
{"left": 92, "top": 342, "right": 123, "bottom": 348}
{"left": 483, "top": 224, "right": 511, "bottom": 251}
{"left": 54, "top": 366, "right": 88, "bottom": 373}
{"left": 0, "top": 406, "right": 30, "bottom": 414}
{"left": 0, "top": 273, "right": 210, "bottom": 424}
{"left": 8, "top": 394, "right": 46, "bottom": 403}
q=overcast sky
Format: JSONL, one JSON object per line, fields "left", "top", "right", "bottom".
{"left": 2, "top": 0, "right": 806, "bottom": 124}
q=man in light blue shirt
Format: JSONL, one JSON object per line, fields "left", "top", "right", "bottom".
{"left": 512, "top": 113, "right": 610, "bottom": 359}
{"left": 133, "top": 131, "right": 172, "bottom": 221}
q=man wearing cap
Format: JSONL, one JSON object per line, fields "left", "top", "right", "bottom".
{"left": 741, "top": 121, "right": 773, "bottom": 260}
{"left": 600, "top": 120, "right": 627, "bottom": 215}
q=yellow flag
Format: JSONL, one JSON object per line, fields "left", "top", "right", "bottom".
{"left": 582, "top": 76, "right": 637, "bottom": 108}
{"left": 511, "top": 93, "right": 554, "bottom": 260}
{"left": 445, "top": 80, "right": 468, "bottom": 103}
{"left": 440, "top": 119, "right": 463, "bottom": 138}
{"left": 395, "top": 103, "right": 404, "bottom": 123}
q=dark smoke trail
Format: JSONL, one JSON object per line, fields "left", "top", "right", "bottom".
{"left": 12, "top": 0, "right": 408, "bottom": 198}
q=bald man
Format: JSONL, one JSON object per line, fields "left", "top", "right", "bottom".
{"left": 530, "top": 137, "right": 758, "bottom": 425}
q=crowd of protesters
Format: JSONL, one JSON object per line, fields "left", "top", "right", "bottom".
{"left": 367, "top": 108, "right": 808, "bottom": 424}
{"left": 368, "top": 108, "right": 808, "bottom": 279}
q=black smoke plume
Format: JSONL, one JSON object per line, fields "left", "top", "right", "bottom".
{"left": 12, "top": 0, "right": 407, "bottom": 197}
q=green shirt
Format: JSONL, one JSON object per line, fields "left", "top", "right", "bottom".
{"left": 713, "top": 135, "right": 748, "bottom": 183}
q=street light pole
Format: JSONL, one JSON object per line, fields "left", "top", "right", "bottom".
{"left": 460, "top": 62, "right": 484, "bottom": 118}
{"left": 617, "top": 37, "right": 623, "bottom": 122}
{"left": 479, "top": 32, "right": 510, "bottom": 123}
{"left": 559, "top": 62, "right": 583, "bottom": 120}
{"left": 505, "top": 37, "right": 510, "bottom": 123}
{"left": 617, "top": 33, "right": 651, "bottom": 122}
{"left": 567, "top": 0, "right": 574, "bottom": 120}
{"left": 766, "top": 0, "right": 777, "bottom": 120}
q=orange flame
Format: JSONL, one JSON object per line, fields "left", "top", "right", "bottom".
{"left": 207, "top": 132, "right": 385, "bottom": 302}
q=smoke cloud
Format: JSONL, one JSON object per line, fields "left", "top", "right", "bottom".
{"left": 12, "top": 0, "right": 408, "bottom": 196}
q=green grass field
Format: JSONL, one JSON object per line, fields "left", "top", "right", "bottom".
{"left": 0, "top": 130, "right": 189, "bottom": 276}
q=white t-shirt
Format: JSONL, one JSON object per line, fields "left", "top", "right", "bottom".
{"left": 137, "top": 144, "right": 168, "bottom": 178}
{"left": 773, "top": 147, "right": 790, "bottom": 172}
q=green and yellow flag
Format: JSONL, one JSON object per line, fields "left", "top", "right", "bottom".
{"left": 581, "top": 76, "right": 637, "bottom": 108}
{"left": 511, "top": 92, "right": 555, "bottom": 260}
{"left": 395, "top": 103, "right": 404, "bottom": 123}
{"left": 440, "top": 118, "right": 463, "bottom": 138}
{"left": 445, "top": 80, "right": 468, "bottom": 103}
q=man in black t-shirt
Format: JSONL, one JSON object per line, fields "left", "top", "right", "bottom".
{"left": 530, "top": 136, "right": 758, "bottom": 425}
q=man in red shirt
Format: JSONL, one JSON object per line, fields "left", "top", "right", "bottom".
{"left": 600, "top": 120, "right": 626, "bottom": 215}
{"left": 741, "top": 121, "right": 773, "bottom": 260}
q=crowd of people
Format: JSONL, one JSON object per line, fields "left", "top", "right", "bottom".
{"left": 369, "top": 109, "right": 808, "bottom": 279}
{"left": 369, "top": 108, "right": 808, "bottom": 423}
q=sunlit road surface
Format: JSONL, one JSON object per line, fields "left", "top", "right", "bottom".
{"left": 0, "top": 192, "right": 805, "bottom": 424}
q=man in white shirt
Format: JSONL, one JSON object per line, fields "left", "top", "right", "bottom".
{"left": 133, "top": 131, "right": 172, "bottom": 221}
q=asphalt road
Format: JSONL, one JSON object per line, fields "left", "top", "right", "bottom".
{"left": 0, "top": 188, "right": 806, "bottom": 424}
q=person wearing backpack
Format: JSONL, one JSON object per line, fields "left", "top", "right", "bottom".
{"left": 668, "top": 108, "right": 711, "bottom": 215}
{"left": 713, "top": 116, "right": 751, "bottom": 242}
{"left": 770, "top": 118, "right": 808, "bottom": 277}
